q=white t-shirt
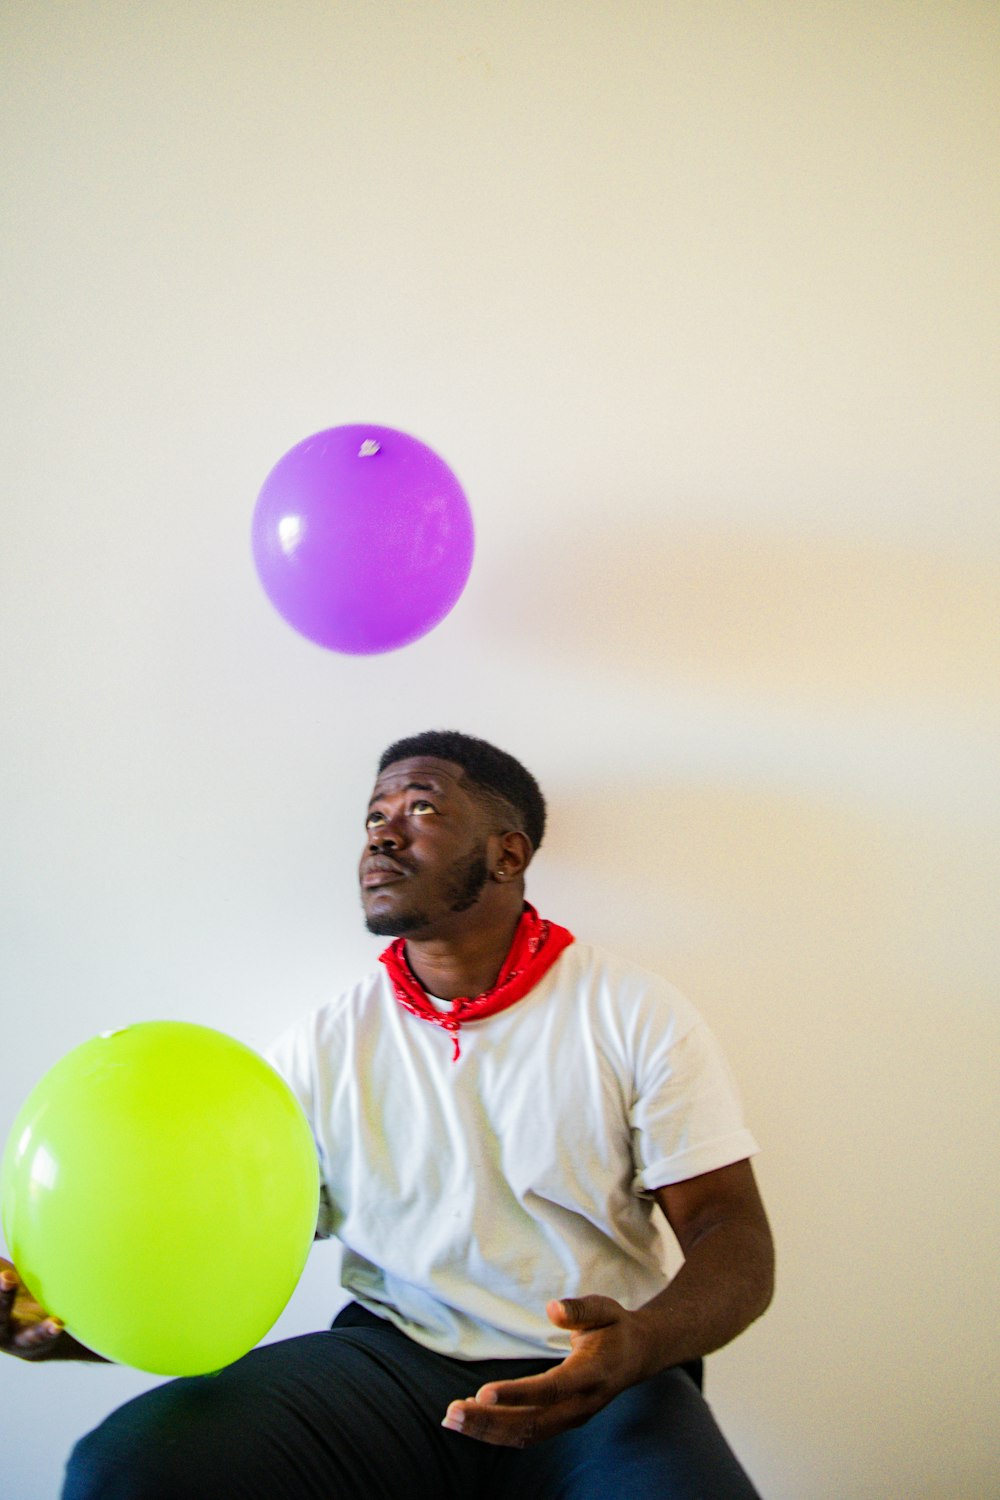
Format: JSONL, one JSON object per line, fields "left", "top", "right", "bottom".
{"left": 267, "top": 940, "right": 758, "bottom": 1360}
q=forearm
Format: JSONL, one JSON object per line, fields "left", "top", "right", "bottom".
{"left": 633, "top": 1215, "right": 775, "bottom": 1378}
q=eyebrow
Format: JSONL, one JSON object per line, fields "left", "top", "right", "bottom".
{"left": 367, "top": 779, "right": 440, "bottom": 810}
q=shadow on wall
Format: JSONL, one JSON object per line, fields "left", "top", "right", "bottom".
{"left": 536, "top": 774, "right": 996, "bottom": 1058}
{"left": 475, "top": 516, "right": 999, "bottom": 719}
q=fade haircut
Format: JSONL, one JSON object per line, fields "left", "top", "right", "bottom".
{"left": 377, "top": 730, "right": 547, "bottom": 853}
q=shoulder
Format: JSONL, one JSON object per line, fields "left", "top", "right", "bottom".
{"left": 266, "top": 968, "right": 386, "bottom": 1078}
{"left": 553, "top": 939, "right": 703, "bottom": 1046}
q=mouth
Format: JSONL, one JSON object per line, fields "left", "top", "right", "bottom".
{"left": 361, "top": 859, "right": 410, "bottom": 890}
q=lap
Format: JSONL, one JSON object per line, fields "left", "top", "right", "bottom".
{"left": 63, "top": 1314, "right": 552, "bottom": 1500}
{"left": 63, "top": 1309, "right": 759, "bottom": 1500}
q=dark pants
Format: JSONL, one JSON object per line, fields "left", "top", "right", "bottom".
{"left": 64, "top": 1304, "right": 762, "bottom": 1499}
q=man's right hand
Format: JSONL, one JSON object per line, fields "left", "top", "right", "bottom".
{"left": 0, "top": 1258, "right": 67, "bottom": 1361}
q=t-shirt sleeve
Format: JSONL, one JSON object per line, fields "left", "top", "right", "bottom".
{"left": 629, "top": 1017, "right": 759, "bottom": 1193}
{"left": 265, "top": 1022, "right": 337, "bottom": 1240}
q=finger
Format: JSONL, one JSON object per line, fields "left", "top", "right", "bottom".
{"left": 440, "top": 1392, "right": 542, "bottom": 1452}
{"left": 474, "top": 1364, "right": 576, "bottom": 1410}
{"left": 0, "top": 1267, "right": 18, "bottom": 1339}
{"left": 13, "top": 1317, "right": 64, "bottom": 1350}
{"left": 546, "top": 1295, "right": 622, "bottom": 1329}
{"left": 442, "top": 1397, "right": 542, "bottom": 1447}
{"left": 1, "top": 1265, "right": 48, "bottom": 1319}
{"left": 442, "top": 1394, "right": 590, "bottom": 1448}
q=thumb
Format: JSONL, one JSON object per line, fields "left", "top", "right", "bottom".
{"left": 546, "top": 1295, "right": 623, "bottom": 1330}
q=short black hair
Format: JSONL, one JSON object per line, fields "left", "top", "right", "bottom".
{"left": 377, "top": 730, "right": 546, "bottom": 852}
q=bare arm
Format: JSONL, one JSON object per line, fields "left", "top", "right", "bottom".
{"left": 635, "top": 1157, "right": 775, "bottom": 1369}
{"left": 0, "top": 1260, "right": 108, "bottom": 1363}
{"left": 442, "top": 1159, "right": 774, "bottom": 1447}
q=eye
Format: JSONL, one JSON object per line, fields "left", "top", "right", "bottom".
{"left": 410, "top": 799, "right": 437, "bottom": 816}
{"left": 365, "top": 810, "right": 386, "bottom": 830}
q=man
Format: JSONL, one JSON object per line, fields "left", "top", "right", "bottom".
{"left": 1, "top": 730, "right": 774, "bottom": 1498}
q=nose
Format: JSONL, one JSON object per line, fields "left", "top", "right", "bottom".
{"left": 368, "top": 813, "right": 406, "bottom": 853}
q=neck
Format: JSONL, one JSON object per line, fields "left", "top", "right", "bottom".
{"left": 403, "top": 898, "right": 524, "bottom": 1000}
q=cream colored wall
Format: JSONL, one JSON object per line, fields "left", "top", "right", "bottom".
{"left": 2, "top": 4, "right": 997, "bottom": 1496}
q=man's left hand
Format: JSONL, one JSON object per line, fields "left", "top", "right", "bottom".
{"left": 440, "top": 1295, "right": 652, "bottom": 1448}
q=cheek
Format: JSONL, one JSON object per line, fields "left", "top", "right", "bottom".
{"left": 413, "top": 828, "right": 463, "bottom": 868}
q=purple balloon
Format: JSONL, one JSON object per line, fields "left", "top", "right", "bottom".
{"left": 251, "top": 424, "right": 474, "bottom": 654}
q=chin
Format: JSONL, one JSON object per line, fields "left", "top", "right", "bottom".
{"left": 364, "top": 908, "right": 429, "bottom": 938}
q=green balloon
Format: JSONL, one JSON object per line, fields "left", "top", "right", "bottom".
{"left": 1, "top": 1022, "right": 319, "bottom": 1375}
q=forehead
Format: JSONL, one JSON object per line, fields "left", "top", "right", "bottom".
{"left": 368, "top": 756, "right": 472, "bottom": 805}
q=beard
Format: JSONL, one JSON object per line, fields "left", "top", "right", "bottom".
{"left": 363, "top": 844, "right": 490, "bottom": 937}
{"left": 444, "top": 844, "right": 490, "bottom": 913}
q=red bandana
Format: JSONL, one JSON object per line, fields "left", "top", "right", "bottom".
{"left": 379, "top": 903, "right": 574, "bottom": 1061}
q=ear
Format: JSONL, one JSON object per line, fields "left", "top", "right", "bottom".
{"left": 490, "top": 829, "right": 532, "bottom": 882}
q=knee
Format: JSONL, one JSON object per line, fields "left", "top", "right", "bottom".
{"left": 63, "top": 1420, "right": 177, "bottom": 1500}
{"left": 62, "top": 1394, "right": 217, "bottom": 1500}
